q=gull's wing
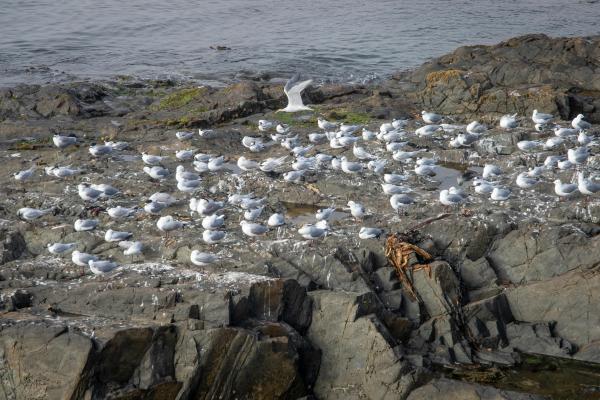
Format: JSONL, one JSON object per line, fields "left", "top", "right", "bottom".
{"left": 284, "top": 74, "right": 312, "bottom": 109}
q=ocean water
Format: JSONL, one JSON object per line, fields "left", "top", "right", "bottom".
{"left": 0, "top": 0, "right": 599, "bottom": 86}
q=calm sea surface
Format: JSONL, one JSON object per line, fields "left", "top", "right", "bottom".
{"left": 1, "top": 0, "right": 599, "bottom": 86}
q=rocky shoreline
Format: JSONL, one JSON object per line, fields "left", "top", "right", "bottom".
{"left": 1, "top": 34, "right": 600, "bottom": 399}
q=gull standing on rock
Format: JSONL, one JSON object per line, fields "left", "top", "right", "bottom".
{"left": 53, "top": 134, "right": 77, "bottom": 149}
{"left": 72, "top": 251, "right": 98, "bottom": 267}
{"left": 105, "top": 229, "right": 133, "bottom": 242}
{"left": 359, "top": 227, "right": 384, "bottom": 239}
{"left": 240, "top": 220, "right": 268, "bottom": 237}
{"left": 74, "top": 218, "right": 99, "bottom": 231}
{"left": 572, "top": 114, "right": 592, "bottom": 131}
{"left": 47, "top": 242, "right": 77, "bottom": 255}
{"left": 78, "top": 183, "right": 103, "bottom": 201}
{"left": 203, "top": 230, "right": 226, "bottom": 245}
{"left": 499, "top": 114, "right": 518, "bottom": 129}
{"left": 317, "top": 117, "right": 338, "bottom": 130}
{"left": 347, "top": 201, "right": 368, "bottom": 221}
{"left": 577, "top": 172, "right": 600, "bottom": 199}
{"left": 202, "top": 214, "right": 225, "bottom": 230}
{"left": 553, "top": 180, "right": 578, "bottom": 199}
{"left": 278, "top": 73, "right": 312, "bottom": 112}
{"left": 190, "top": 250, "right": 219, "bottom": 266}
{"left": 17, "top": 207, "right": 53, "bottom": 221}
{"left": 88, "top": 259, "right": 119, "bottom": 275}
{"left": 143, "top": 166, "right": 170, "bottom": 180}
{"left": 14, "top": 166, "right": 36, "bottom": 182}
{"left": 268, "top": 213, "right": 285, "bottom": 227}
{"left": 532, "top": 109, "right": 553, "bottom": 125}
{"left": 490, "top": 187, "right": 511, "bottom": 201}
{"left": 421, "top": 111, "right": 442, "bottom": 124}
{"left": 298, "top": 220, "right": 329, "bottom": 240}
{"left": 157, "top": 216, "right": 185, "bottom": 238}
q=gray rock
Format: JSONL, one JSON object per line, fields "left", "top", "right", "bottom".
{"left": 0, "top": 229, "right": 27, "bottom": 265}
{"left": 406, "top": 377, "right": 547, "bottom": 400}
{"left": 502, "top": 322, "right": 574, "bottom": 357}
{"left": 460, "top": 257, "right": 498, "bottom": 290}
{"left": 307, "top": 290, "right": 421, "bottom": 400}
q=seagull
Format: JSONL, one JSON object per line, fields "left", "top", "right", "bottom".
{"left": 78, "top": 183, "right": 104, "bottom": 201}
{"left": 292, "top": 157, "right": 315, "bottom": 171}
{"left": 176, "top": 165, "right": 200, "bottom": 182}
{"left": 267, "top": 213, "right": 285, "bottom": 227}
{"left": 517, "top": 140, "right": 542, "bottom": 152}
{"left": 414, "top": 164, "right": 436, "bottom": 177}
{"left": 88, "top": 259, "right": 119, "bottom": 275}
{"left": 490, "top": 187, "right": 511, "bottom": 201}
{"left": 392, "top": 119, "right": 409, "bottom": 129}
{"left": 347, "top": 201, "right": 366, "bottom": 220}
{"left": 118, "top": 241, "right": 143, "bottom": 259}
{"left": 543, "top": 137, "right": 565, "bottom": 150}
{"left": 382, "top": 183, "right": 412, "bottom": 195}
{"left": 353, "top": 145, "right": 376, "bottom": 160}
{"left": 499, "top": 114, "right": 518, "bottom": 129}
{"left": 309, "top": 132, "right": 328, "bottom": 144}
{"left": 105, "top": 141, "right": 128, "bottom": 151}
{"left": 74, "top": 218, "right": 99, "bottom": 232}
{"left": 298, "top": 220, "right": 329, "bottom": 240}
{"left": 72, "top": 251, "right": 98, "bottom": 267}
{"left": 260, "top": 156, "right": 288, "bottom": 172}
{"left": 91, "top": 183, "right": 119, "bottom": 198}
{"left": 572, "top": 114, "right": 592, "bottom": 131}
{"left": 450, "top": 133, "right": 479, "bottom": 148}
{"left": 393, "top": 150, "right": 424, "bottom": 162}
{"left": 557, "top": 159, "right": 573, "bottom": 170}
{"left": 258, "top": 120, "right": 275, "bottom": 132}
{"left": 53, "top": 134, "right": 77, "bottom": 149}
{"left": 191, "top": 198, "right": 224, "bottom": 216}
{"left": 482, "top": 164, "right": 502, "bottom": 180}
{"left": 578, "top": 131, "right": 592, "bottom": 146}
{"left": 47, "top": 242, "right": 77, "bottom": 255}
{"left": 208, "top": 155, "right": 225, "bottom": 171}
{"left": 554, "top": 126, "right": 578, "bottom": 138}
{"left": 199, "top": 129, "right": 216, "bottom": 138}
{"left": 291, "top": 145, "right": 313, "bottom": 157}
{"left": 359, "top": 227, "right": 384, "bottom": 239}
{"left": 567, "top": 147, "right": 589, "bottom": 165}
{"left": 283, "top": 170, "right": 304, "bottom": 183}
{"left": 317, "top": 117, "right": 338, "bottom": 130}
{"left": 143, "top": 166, "right": 170, "bottom": 180}
{"left": 553, "top": 179, "right": 578, "bottom": 198}
{"left": 473, "top": 179, "right": 494, "bottom": 194}
{"left": 340, "top": 157, "right": 362, "bottom": 174}
{"left": 421, "top": 111, "right": 442, "bottom": 124}
{"left": 144, "top": 200, "right": 167, "bottom": 215}
{"left": 384, "top": 173, "right": 408, "bottom": 184}
{"left": 176, "top": 149, "right": 195, "bottom": 160}
{"left": 14, "top": 166, "right": 35, "bottom": 182}
{"left": 532, "top": 109, "right": 553, "bottom": 125}
{"left": 240, "top": 220, "right": 268, "bottom": 237}
{"left": 157, "top": 215, "right": 185, "bottom": 237}
{"left": 105, "top": 229, "right": 133, "bottom": 242}
{"left": 466, "top": 121, "right": 487, "bottom": 135}
{"left": 279, "top": 73, "right": 312, "bottom": 112}
{"left": 107, "top": 206, "right": 136, "bottom": 219}
{"left": 45, "top": 166, "right": 81, "bottom": 178}
{"left": 237, "top": 156, "right": 260, "bottom": 171}
{"left": 244, "top": 206, "right": 264, "bottom": 221}
{"left": 316, "top": 207, "right": 336, "bottom": 221}
{"left": 577, "top": 172, "right": 600, "bottom": 197}
{"left": 439, "top": 189, "right": 465, "bottom": 208}
{"left": 190, "top": 250, "right": 219, "bottom": 266}
{"left": 176, "top": 131, "right": 194, "bottom": 141}
{"left": 202, "top": 214, "right": 225, "bottom": 230}
{"left": 17, "top": 207, "right": 53, "bottom": 221}
{"left": 415, "top": 125, "right": 441, "bottom": 137}
{"left": 203, "top": 230, "right": 226, "bottom": 245}
{"left": 149, "top": 192, "right": 177, "bottom": 205}
{"left": 367, "top": 159, "right": 386, "bottom": 175}
{"left": 177, "top": 179, "right": 202, "bottom": 194}
{"left": 142, "top": 152, "right": 164, "bottom": 166}
{"left": 89, "top": 144, "right": 113, "bottom": 157}
{"left": 516, "top": 172, "right": 539, "bottom": 189}
{"left": 362, "top": 129, "right": 377, "bottom": 141}
{"left": 390, "top": 194, "right": 414, "bottom": 213}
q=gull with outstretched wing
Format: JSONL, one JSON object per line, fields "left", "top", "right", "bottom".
{"left": 278, "top": 73, "right": 312, "bottom": 112}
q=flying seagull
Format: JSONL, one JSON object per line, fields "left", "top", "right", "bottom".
{"left": 279, "top": 73, "right": 312, "bottom": 112}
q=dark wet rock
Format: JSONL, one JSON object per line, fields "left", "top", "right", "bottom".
{"left": 406, "top": 377, "right": 548, "bottom": 400}
{"left": 399, "top": 34, "right": 600, "bottom": 122}
{"left": 0, "top": 229, "right": 27, "bottom": 264}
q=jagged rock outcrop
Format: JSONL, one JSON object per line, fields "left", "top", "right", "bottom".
{"left": 397, "top": 34, "right": 600, "bottom": 122}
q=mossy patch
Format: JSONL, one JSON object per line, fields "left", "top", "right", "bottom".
{"left": 155, "top": 87, "right": 207, "bottom": 110}
{"left": 425, "top": 69, "right": 464, "bottom": 87}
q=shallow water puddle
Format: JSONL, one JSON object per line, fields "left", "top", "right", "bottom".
{"left": 436, "top": 162, "right": 483, "bottom": 190}
{"left": 282, "top": 202, "right": 349, "bottom": 225}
